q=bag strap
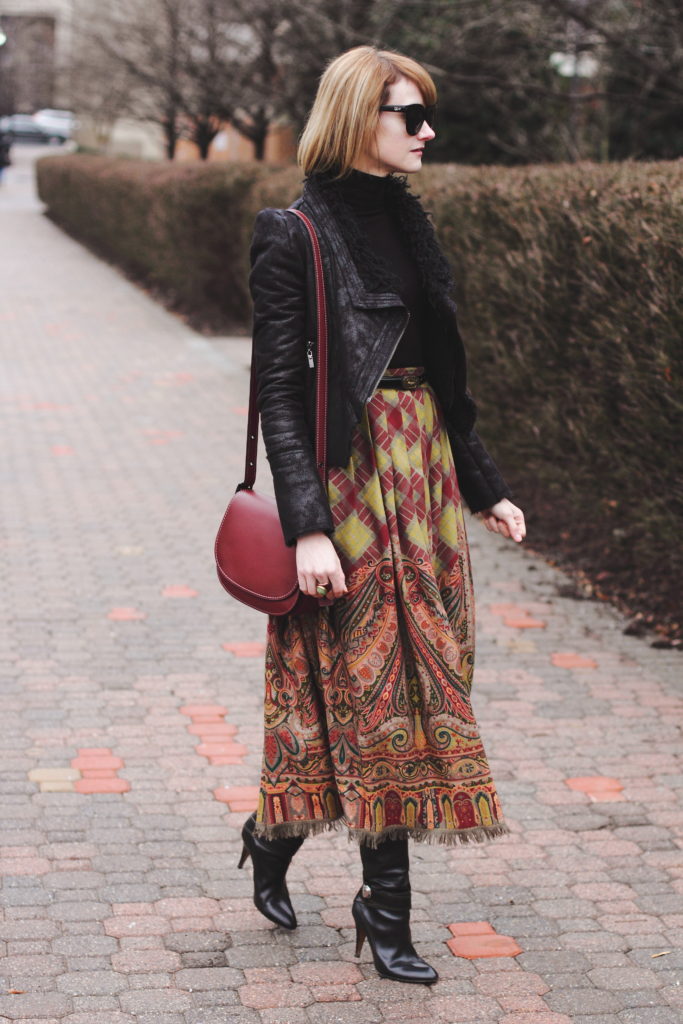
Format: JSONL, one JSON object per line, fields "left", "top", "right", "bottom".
{"left": 241, "top": 208, "right": 328, "bottom": 490}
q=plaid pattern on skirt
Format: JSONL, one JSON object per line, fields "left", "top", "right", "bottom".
{"left": 255, "top": 367, "right": 510, "bottom": 847}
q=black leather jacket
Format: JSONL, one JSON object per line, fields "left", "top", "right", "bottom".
{"left": 249, "top": 172, "right": 512, "bottom": 546}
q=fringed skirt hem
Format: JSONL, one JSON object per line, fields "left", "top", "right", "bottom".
{"left": 252, "top": 816, "right": 511, "bottom": 849}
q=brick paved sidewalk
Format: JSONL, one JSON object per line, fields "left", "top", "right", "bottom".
{"left": 1, "top": 148, "right": 681, "bottom": 1024}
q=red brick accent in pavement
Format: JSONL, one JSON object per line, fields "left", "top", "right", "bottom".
{"left": 71, "top": 754, "right": 124, "bottom": 770}
{"left": 187, "top": 721, "right": 238, "bottom": 736}
{"left": 107, "top": 606, "right": 147, "bottom": 620}
{"left": 447, "top": 921, "right": 523, "bottom": 958}
{"left": 71, "top": 747, "right": 130, "bottom": 794}
{"left": 489, "top": 603, "right": 546, "bottom": 629}
{"left": 180, "top": 704, "right": 228, "bottom": 716}
{"left": 76, "top": 776, "right": 131, "bottom": 793}
{"left": 161, "top": 584, "right": 198, "bottom": 597}
{"left": 196, "top": 742, "right": 247, "bottom": 761}
{"left": 448, "top": 921, "right": 496, "bottom": 936}
{"left": 213, "top": 785, "right": 260, "bottom": 811}
{"left": 565, "top": 775, "right": 624, "bottom": 801}
{"left": 551, "top": 652, "right": 598, "bottom": 668}
{"left": 222, "top": 641, "right": 267, "bottom": 656}
{"left": 181, "top": 704, "right": 247, "bottom": 767}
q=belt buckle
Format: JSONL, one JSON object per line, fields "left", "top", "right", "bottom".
{"left": 402, "top": 374, "right": 420, "bottom": 389}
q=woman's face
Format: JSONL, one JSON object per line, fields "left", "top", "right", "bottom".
{"left": 355, "top": 75, "right": 436, "bottom": 177}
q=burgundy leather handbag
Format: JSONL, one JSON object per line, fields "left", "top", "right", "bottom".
{"left": 214, "top": 209, "right": 329, "bottom": 615}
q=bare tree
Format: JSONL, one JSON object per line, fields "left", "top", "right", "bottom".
{"left": 544, "top": 0, "right": 683, "bottom": 159}
{"left": 72, "top": 0, "right": 186, "bottom": 158}
{"left": 66, "top": 0, "right": 683, "bottom": 164}
{"left": 221, "top": 0, "right": 282, "bottom": 160}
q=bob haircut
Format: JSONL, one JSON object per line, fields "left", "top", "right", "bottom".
{"left": 298, "top": 45, "right": 437, "bottom": 178}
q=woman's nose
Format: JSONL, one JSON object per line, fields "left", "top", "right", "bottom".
{"left": 418, "top": 121, "right": 436, "bottom": 142}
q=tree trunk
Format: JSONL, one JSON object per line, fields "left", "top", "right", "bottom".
{"left": 252, "top": 106, "right": 268, "bottom": 161}
{"left": 164, "top": 119, "right": 177, "bottom": 160}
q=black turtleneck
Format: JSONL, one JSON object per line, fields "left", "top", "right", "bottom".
{"left": 333, "top": 169, "right": 426, "bottom": 370}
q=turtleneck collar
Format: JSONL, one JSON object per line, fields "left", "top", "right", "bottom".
{"left": 330, "top": 167, "right": 393, "bottom": 218}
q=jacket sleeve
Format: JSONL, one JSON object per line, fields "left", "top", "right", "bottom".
{"left": 447, "top": 424, "right": 514, "bottom": 514}
{"left": 249, "top": 207, "right": 334, "bottom": 547}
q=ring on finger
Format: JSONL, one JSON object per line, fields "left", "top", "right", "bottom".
{"left": 315, "top": 582, "right": 330, "bottom": 598}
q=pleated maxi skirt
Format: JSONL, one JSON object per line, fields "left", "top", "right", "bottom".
{"left": 254, "top": 366, "right": 510, "bottom": 847}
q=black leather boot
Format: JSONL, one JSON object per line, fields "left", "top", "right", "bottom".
{"left": 237, "top": 812, "right": 304, "bottom": 929}
{"left": 352, "top": 836, "right": 438, "bottom": 985}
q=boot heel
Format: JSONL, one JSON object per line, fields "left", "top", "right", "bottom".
{"left": 237, "top": 844, "right": 250, "bottom": 869}
{"left": 354, "top": 926, "right": 366, "bottom": 957}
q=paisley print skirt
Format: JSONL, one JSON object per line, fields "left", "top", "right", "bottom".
{"left": 254, "top": 367, "right": 509, "bottom": 847}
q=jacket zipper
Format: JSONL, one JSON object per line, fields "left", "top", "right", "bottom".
{"left": 306, "top": 340, "right": 315, "bottom": 368}
{"left": 366, "top": 311, "right": 410, "bottom": 401}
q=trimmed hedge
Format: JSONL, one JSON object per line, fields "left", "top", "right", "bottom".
{"left": 37, "top": 155, "right": 683, "bottom": 641}
{"left": 417, "top": 161, "right": 683, "bottom": 642}
{"left": 36, "top": 156, "right": 273, "bottom": 331}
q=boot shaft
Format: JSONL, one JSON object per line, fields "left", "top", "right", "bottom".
{"left": 359, "top": 835, "right": 411, "bottom": 896}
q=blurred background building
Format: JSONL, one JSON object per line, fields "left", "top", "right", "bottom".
{"left": 0, "top": 0, "right": 75, "bottom": 112}
{"left": 0, "top": 0, "right": 295, "bottom": 159}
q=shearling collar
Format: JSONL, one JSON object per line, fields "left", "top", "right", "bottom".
{"left": 302, "top": 169, "right": 454, "bottom": 312}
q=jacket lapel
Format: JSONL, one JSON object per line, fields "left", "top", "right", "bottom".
{"left": 295, "top": 190, "right": 406, "bottom": 312}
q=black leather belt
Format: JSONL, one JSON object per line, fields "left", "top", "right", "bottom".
{"left": 376, "top": 373, "right": 426, "bottom": 390}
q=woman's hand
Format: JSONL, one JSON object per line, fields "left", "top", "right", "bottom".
{"left": 296, "top": 531, "right": 348, "bottom": 600}
{"left": 478, "top": 498, "right": 526, "bottom": 543}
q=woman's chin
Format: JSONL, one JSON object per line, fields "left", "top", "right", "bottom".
{"left": 387, "top": 160, "right": 420, "bottom": 175}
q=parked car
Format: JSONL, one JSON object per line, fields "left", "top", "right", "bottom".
{"left": 33, "top": 109, "right": 77, "bottom": 140}
{"left": 0, "top": 113, "right": 68, "bottom": 144}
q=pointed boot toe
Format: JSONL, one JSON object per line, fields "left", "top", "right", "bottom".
{"left": 255, "top": 886, "right": 298, "bottom": 930}
{"left": 352, "top": 889, "right": 438, "bottom": 985}
{"left": 238, "top": 813, "right": 304, "bottom": 930}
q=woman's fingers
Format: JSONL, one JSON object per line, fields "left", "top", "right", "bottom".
{"left": 481, "top": 503, "right": 526, "bottom": 543}
{"left": 298, "top": 572, "right": 317, "bottom": 596}
{"left": 482, "top": 513, "right": 501, "bottom": 534}
{"left": 295, "top": 537, "right": 347, "bottom": 598}
{"left": 328, "top": 566, "right": 348, "bottom": 599}
{"left": 506, "top": 506, "right": 526, "bottom": 542}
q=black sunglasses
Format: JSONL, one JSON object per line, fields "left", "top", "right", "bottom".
{"left": 379, "top": 103, "right": 436, "bottom": 136}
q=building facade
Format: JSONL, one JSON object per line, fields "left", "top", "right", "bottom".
{"left": 0, "top": 0, "right": 79, "bottom": 112}
{"left": 0, "top": 1, "right": 295, "bottom": 164}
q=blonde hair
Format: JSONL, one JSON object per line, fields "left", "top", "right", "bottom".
{"left": 298, "top": 46, "right": 437, "bottom": 178}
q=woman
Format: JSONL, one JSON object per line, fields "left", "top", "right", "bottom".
{"left": 239, "top": 45, "right": 526, "bottom": 985}
{"left": 0, "top": 128, "right": 11, "bottom": 184}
